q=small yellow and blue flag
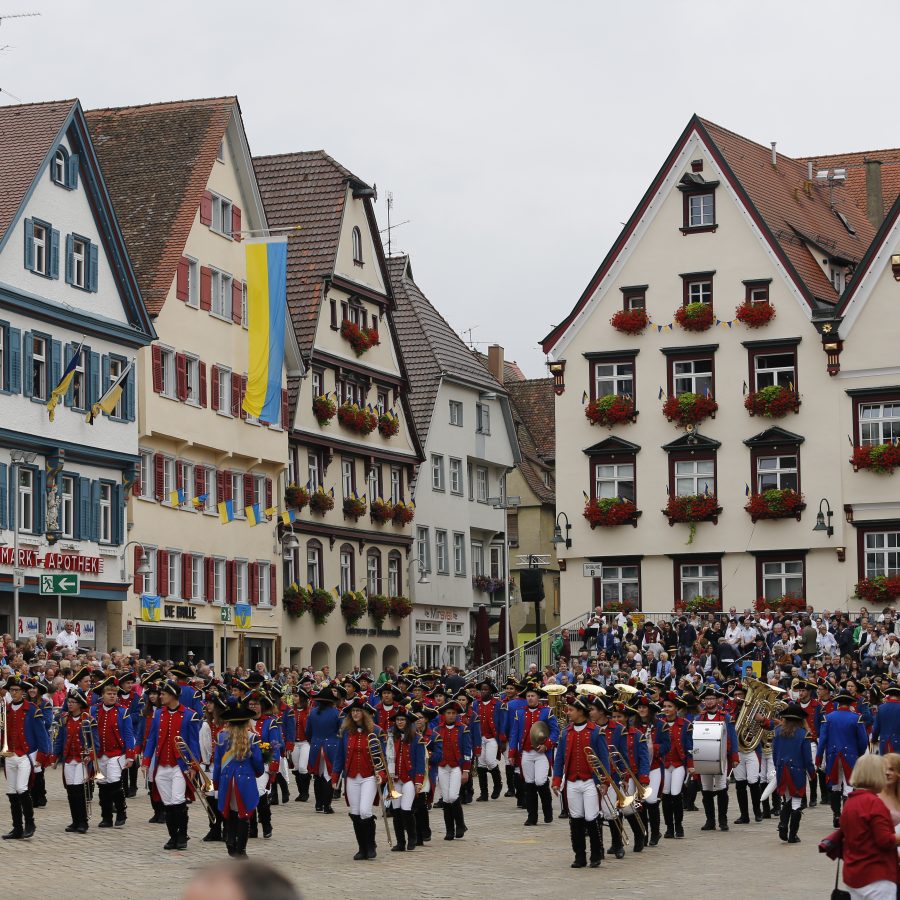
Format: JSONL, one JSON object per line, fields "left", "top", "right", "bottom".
{"left": 246, "top": 504, "right": 263, "bottom": 526}
{"left": 47, "top": 339, "right": 84, "bottom": 422}
{"left": 281, "top": 508, "right": 297, "bottom": 526}
{"left": 191, "top": 493, "right": 208, "bottom": 509}
{"left": 169, "top": 488, "right": 186, "bottom": 507}
{"left": 218, "top": 500, "right": 235, "bottom": 524}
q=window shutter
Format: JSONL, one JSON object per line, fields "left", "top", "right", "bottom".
{"left": 34, "top": 469, "right": 46, "bottom": 534}
{"left": 200, "top": 266, "right": 212, "bottom": 311}
{"left": 330, "top": 298, "right": 337, "bottom": 329}
{"left": 50, "top": 341, "right": 62, "bottom": 397}
{"left": 8, "top": 328, "right": 21, "bottom": 394}
{"left": 78, "top": 477, "right": 91, "bottom": 540}
{"left": 67, "top": 153, "right": 79, "bottom": 190}
{"left": 270, "top": 565, "right": 277, "bottom": 607}
{"left": 216, "top": 470, "right": 226, "bottom": 504}
{"left": 249, "top": 562, "right": 259, "bottom": 605}
{"left": 239, "top": 375, "right": 248, "bottom": 420}
{"left": 243, "top": 474, "right": 254, "bottom": 511}
{"left": 341, "top": 301, "right": 348, "bottom": 322}
{"left": 200, "top": 191, "right": 213, "bottom": 226}
{"left": 154, "top": 454, "right": 165, "bottom": 502}
{"left": 198, "top": 361, "right": 207, "bottom": 408}
{"left": 151, "top": 345, "right": 163, "bottom": 394}
{"left": 112, "top": 483, "right": 124, "bottom": 545}
{"left": 133, "top": 545, "right": 144, "bottom": 594}
{"left": 231, "top": 205, "right": 242, "bottom": 242}
{"left": 89, "top": 351, "right": 100, "bottom": 407}
{"left": 371, "top": 317, "right": 378, "bottom": 335}
{"left": 65, "top": 234, "right": 74, "bottom": 285}
{"left": 22, "top": 332, "right": 33, "bottom": 397}
{"left": 124, "top": 369, "right": 135, "bottom": 421}
{"left": 265, "top": 478, "right": 273, "bottom": 514}
{"left": 88, "top": 243, "right": 98, "bottom": 292}
{"left": 226, "top": 560, "right": 236, "bottom": 605}
{"left": 50, "top": 229, "right": 60, "bottom": 279}
{"left": 195, "top": 466, "right": 206, "bottom": 502}
{"left": 101, "top": 355, "right": 111, "bottom": 405}
{"left": 157, "top": 550, "right": 169, "bottom": 597}
{"left": 182, "top": 553, "right": 193, "bottom": 599}
{"left": 210, "top": 365, "right": 219, "bottom": 411}
{"left": 175, "top": 461, "right": 184, "bottom": 492}
{"left": 205, "top": 557, "right": 215, "bottom": 602}
{"left": 63, "top": 343, "right": 76, "bottom": 408}
{"left": 89, "top": 479, "right": 100, "bottom": 542}
{"left": 23, "top": 219, "right": 34, "bottom": 270}
{"left": 224, "top": 471, "right": 233, "bottom": 501}
{"left": 231, "top": 279, "right": 243, "bottom": 324}
{"left": 230, "top": 374, "right": 241, "bottom": 417}
{"left": 175, "top": 353, "right": 187, "bottom": 401}
{"left": 175, "top": 257, "right": 189, "bottom": 301}
{"left": 281, "top": 389, "right": 289, "bottom": 430}
{"left": 0, "top": 463, "right": 6, "bottom": 530}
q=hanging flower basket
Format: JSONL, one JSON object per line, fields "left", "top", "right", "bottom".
{"left": 341, "top": 590, "right": 368, "bottom": 625}
{"left": 337, "top": 402, "right": 378, "bottom": 435}
{"left": 312, "top": 394, "right": 337, "bottom": 426}
{"left": 585, "top": 394, "right": 636, "bottom": 427}
{"left": 309, "top": 488, "right": 335, "bottom": 515}
{"left": 610, "top": 308, "right": 649, "bottom": 335}
{"left": 370, "top": 498, "right": 394, "bottom": 524}
{"left": 754, "top": 593, "right": 805, "bottom": 613}
{"left": 662, "top": 392, "right": 718, "bottom": 427}
{"left": 583, "top": 497, "right": 640, "bottom": 528}
{"left": 851, "top": 443, "right": 900, "bottom": 474}
{"left": 285, "top": 484, "right": 310, "bottom": 510}
{"left": 744, "top": 385, "right": 800, "bottom": 418}
{"left": 855, "top": 576, "right": 900, "bottom": 603}
{"left": 392, "top": 502, "right": 415, "bottom": 526}
{"left": 664, "top": 494, "right": 721, "bottom": 540}
{"left": 377, "top": 413, "right": 399, "bottom": 438}
{"left": 343, "top": 495, "right": 367, "bottom": 520}
{"left": 390, "top": 595, "right": 412, "bottom": 619}
{"left": 340, "top": 320, "right": 380, "bottom": 356}
{"left": 745, "top": 488, "right": 805, "bottom": 522}
{"left": 309, "top": 589, "right": 336, "bottom": 625}
{"left": 282, "top": 586, "right": 310, "bottom": 618}
{"left": 674, "top": 302, "right": 714, "bottom": 332}
{"left": 735, "top": 300, "right": 776, "bottom": 328}
{"left": 367, "top": 594, "right": 390, "bottom": 625}
{"left": 674, "top": 596, "right": 720, "bottom": 614}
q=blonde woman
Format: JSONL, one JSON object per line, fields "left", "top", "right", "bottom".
{"left": 880, "top": 752, "right": 900, "bottom": 828}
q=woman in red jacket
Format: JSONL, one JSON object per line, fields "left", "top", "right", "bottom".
{"left": 840, "top": 754, "right": 900, "bottom": 900}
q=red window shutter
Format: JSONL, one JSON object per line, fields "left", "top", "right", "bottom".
{"left": 281, "top": 389, "right": 289, "bottom": 430}
{"left": 198, "top": 361, "right": 207, "bottom": 408}
{"left": 176, "top": 257, "right": 189, "bottom": 301}
{"left": 231, "top": 279, "right": 243, "bottom": 324}
{"left": 182, "top": 553, "right": 192, "bottom": 599}
{"left": 231, "top": 205, "right": 242, "bottom": 242}
{"left": 154, "top": 454, "right": 165, "bottom": 502}
{"left": 243, "top": 473, "right": 254, "bottom": 510}
{"left": 151, "top": 345, "right": 163, "bottom": 394}
{"left": 240, "top": 375, "right": 248, "bottom": 420}
{"left": 175, "top": 461, "right": 184, "bottom": 491}
{"left": 270, "top": 564, "right": 277, "bottom": 607}
{"left": 216, "top": 470, "right": 226, "bottom": 504}
{"left": 210, "top": 365, "right": 219, "bottom": 411}
{"left": 204, "top": 557, "right": 215, "bottom": 602}
{"left": 157, "top": 550, "right": 169, "bottom": 598}
{"left": 133, "top": 546, "right": 144, "bottom": 594}
{"left": 224, "top": 471, "right": 233, "bottom": 502}
{"left": 249, "top": 562, "right": 259, "bottom": 605}
{"left": 200, "top": 266, "right": 212, "bottom": 311}
{"left": 195, "top": 465, "right": 206, "bottom": 501}
{"left": 175, "top": 353, "right": 187, "bottom": 401}
{"left": 265, "top": 478, "right": 273, "bottom": 514}
{"left": 226, "top": 560, "right": 236, "bottom": 605}
{"left": 231, "top": 375, "right": 241, "bottom": 417}
{"left": 200, "top": 191, "right": 213, "bottom": 226}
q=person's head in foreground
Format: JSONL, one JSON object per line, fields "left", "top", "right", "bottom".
{"left": 182, "top": 861, "right": 300, "bottom": 900}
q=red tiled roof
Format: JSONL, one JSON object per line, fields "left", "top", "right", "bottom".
{"left": 0, "top": 100, "right": 74, "bottom": 243}
{"left": 506, "top": 378, "right": 555, "bottom": 462}
{"left": 86, "top": 97, "right": 235, "bottom": 315}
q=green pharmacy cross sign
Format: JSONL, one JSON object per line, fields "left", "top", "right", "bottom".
{"left": 39, "top": 574, "right": 79, "bottom": 596}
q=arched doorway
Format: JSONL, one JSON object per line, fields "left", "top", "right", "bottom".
{"left": 336, "top": 642, "right": 354, "bottom": 674}
{"left": 311, "top": 641, "right": 330, "bottom": 671}
{"left": 360, "top": 643, "right": 377, "bottom": 673}
{"left": 382, "top": 645, "right": 399, "bottom": 673}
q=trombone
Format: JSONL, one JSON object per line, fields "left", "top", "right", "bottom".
{"left": 175, "top": 736, "right": 217, "bottom": 826}
{"left": 583, "top": 747, "right": 630, "bottom": 846}
{"left": 367, "top": 732, "right": 400, "bottom": 846}
{"left": 609, "top": 747, "right": 649, "bottom": 839}
{"left": 0, "top": 702, "right": 12, "bottom": 758}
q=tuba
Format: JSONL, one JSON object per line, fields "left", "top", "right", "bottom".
{"left": 735, "top": 679, "right": 787, "bottom": 753}
{"left": 366, "top": 732, "right": 400, "bottom": 847}
{"left": 543, "top": 684, "right": 568, "bottom": 727}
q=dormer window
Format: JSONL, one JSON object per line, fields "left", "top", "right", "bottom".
{"left": 52, "top": 149, "right": 66, "bottom": 185}
{"left": 352, "top": 226, "right": 364, "bottom": 266}
{"left": 50, "top": 147, "right": 77, "bottom": 190}
{"left": 831, "top": 265, "right": 845, "bottom": 292}
{"left": 678, "top": 173, "right": 719, "bottom": 234}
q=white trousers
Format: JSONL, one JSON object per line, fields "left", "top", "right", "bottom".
{"left": 437, "top": 766, "right": 462, "bottom": 803}
{"left": 566, "top": 778, "right": 600, "bottom": 822}
{"left": 600, "top": 788, "right": 619, "bottom": 821}
{"left": 292, "top": 742, "right": 310, "bottom": 774}
{"left": 849, "top": 881, "right": 896, "bottom": 900}
{"left": 155, "top": 764, "right": 187, "bottom": 806}
{"left": 98, "top": 754, "right": 126, "bottom": 784}
{"left": 663, "top": 765, "right": 685, "bottom": 795}
{"left": 700, "top": 772, "right": 727, "bottom": 791}
{"left": 521, "top": 749, "right": 550, "bottom": 785}
{"left": 64, "top": 761, "right": 86, "bottom": 786}
{"left": 4, "top": 754, "right": 33, "bottom": 794}
{"left": 644, "top": 767, "right": 661, "bottom": 804}
{"left": 389, "top": 778, "right": 416, "bottom": 811}
{"left": 835, "top": 768, "right": 852, "bottom": 798}
{"left": 480, "top": 737, "right": 499, "bottom": 770}
{"left": 255, "top": 772, "right": 269, "bottom": 795}
{"left": 346, "top": 774, "right": 376, "bottom": 819}
{"left": 759, "top": 750, "right": 774, "bottom": 783}
{"left": 734, "top": 750, "right": 760, "bottom": 783}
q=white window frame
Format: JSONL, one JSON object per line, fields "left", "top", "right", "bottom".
{"left": 143, "top": 547, "right": 158, "bottom": 597}
{"left": 367, "top": 553, "right": 379, "bottom": 595}
{"left": 594, "top": 362, "right": 634, "bottom": 399}
{"left": 673, "top": 358, "right": 713, "bottom": 396}
{"left": 99, "top": 483, "right": 112, "bottom": 544}
{"left": 31, "top": 335, "right": 48, "bottom": 401}
{"left": 754, "top": 352, "right": 795, "bottom": 391}
{"left": 680, "top": 564, "right": 720, "bottom": 601}
{"left": 213, "top": 557, "right": 226, "bottom": 604}
{"left": 17, "top": 468, "right": 35, "bottom": 533}
{"left": 367, "top": 465, "right": 379, "bottom": 502}
{"left": 139, "top": 451, "right": 153, "bottom": 500}
{"left": 390, "top": 467, "right": 401, "bottom": 504}
{"left": 489, "top": 545, "right": 503, "bottom": 580}
{"left": 756, "top": 454, "right": 798, "bottom": 493}
{"left": 453, "top": 533, "right": 466, "bottom": 576}
{"left": 107, "top": 357, "right": 124, "bottom": 419}
{"left": 388, "top": 555, "right": 400, "bottom": 596}
{"left": 168, "top": 550, "right": 181, "bottom": 599}
{"left": 431, "top": 454, "right": 445, "bottom": 492}
{"left": 340, "top": 549, "right": 353, "bottom": 594}
{"left": 162, "top": 457, "right": 176, "bottom": 504}
{"left": 762, "top": 560, "right": 803, "bottom": 601}
{"left": 210, "top": 193, "right": 233, "bottom": 239}
{"left": 159, "top": 347, "right": 176, "bottom": 399}
{"left": 52, "top": 150, "right": 66, "bottom": 185}
{"left": 449, "top": 400, "right": 463, "bottom": 426}
{"left": 674, "top": 459, "right": 715, "bottom": 497}
{"left": 203, "top": 467, "right": 216, "bottom": 514}
{"left": 600, "top": 565, "right": 640, "bottom": 606}
{"left": 449, "top": 458, "right": 462, "bottom": 495}
{"left": 342, "top": 458, "right": 354, "bottom": 499}
{"left": 60, "top": 475, "right": 75, "bottom": 539}
{"left": 216, "top": 366, "right": 232, "bottom": 416}
{"left": 476, "top": 402, "right": 491, "bottom": 434}
{"left": 231, "top": 473, "right": 245, "bottom": 518}
{"left": 258, "top": 561, "right": 271, "bottom": 607}
{"left": 32, "top": 222, "right": 48, "bottom": 276}
{"left": 210, "top": 268, "right": 233, "bottom": 319}
{"left": 307, "top": 543, "right": 322, "bottom": 590}
{"left": 235, "top": 560, "right": 248, "bottom": 603}
{"left": 860, "top": 403, "right": 900, "bottom": 446}
{"left": 865, "top": 531, "right": 900, "bottom": 579}
{"left": 476, "top": 467, "right": 488, "bottom": 503}
{"left": 435, "top": 530, "right": 449, "bottom": 575}
{"left": 471, "top": 541, "right": 484, "bottom": 577}
{"left": 71, "top": 348, "right": 87, "bottom": 411}
{"left": 190, "top": 554, "right": 203, "bottom": 602}
{"left": 72, "top": 237, "right": 87, "bottom": 289}
{"left": 186, "top": 257, "right": 199, "bottom": 308}
{"left": 308, "top": 452, "right": 322, "bottom": 491}
{"left": 594, "top": 462, "right": 635, "bottom": 502}
{"left": 688, "top": 193, "right": 715, "bottom": 228}
{"left": 184, "top": 354, "right": 200, "bottom": 406}
{"left": 416, "top": 526, "right": 431, "bottom": 573}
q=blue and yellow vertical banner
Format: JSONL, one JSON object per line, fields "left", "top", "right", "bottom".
{"left": 243, "top": 237, "right": 287, "bottom": 423}
{"left": 234, "top": 603, "right": 252, "bottom": 630}
{"left": 141, "top": 594, "right": 161, "bottom": 623}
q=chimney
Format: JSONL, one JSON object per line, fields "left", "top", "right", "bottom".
{"left": 866, "top": 159, "right": 885, "bottom": 228}
{"left": 771, "top": 142, "right": 777, "bottom": 167}
{"left": 487, "top": 344, "right": 504, "bottom": 385}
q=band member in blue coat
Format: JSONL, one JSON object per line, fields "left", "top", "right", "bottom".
{"left": 473, "top": 680, "right": 504, "bottom": 802}
{"left": 248, "top": 689, "right": 281, "bottom": 839}
{"left": 117, "top": 672, "right": 142, "bottom": 798}
{"left": 26, "top": 678, "right": 53, "bottom": 809}
{"left": 772, "top": 703, "right": 815, "bottom": 844}
{"left": 429, "top": 700, "right": 473, "bottom": 840}
{"left": 873, "top": 683, "right": 900, "bottom": 754}
{"left": 611, "top": 701, "right": 651, "bottom": 852}
{"left": 170, "top": 663, "right": 203, "bottom": 716}
{"left": 510, "top": 683, "right": 559, "bottom": 827}
{"left": 387, "top": 707, "right": 426, "bottom": 852}
{"left": 307, "top": 685, "right": 343, "bottom": 814}
{"left": 272, "top": 687, "right": 295, "bottom": 806}
{"left": 634, "top": 695, "right": 668, "bottom": 846}
{"left": 212, "top": 702, "right": 264, "bottom": 859}
{"left": 817, "top": 687, "right": 869, "bottom": 827}
{"left": 141, "top": 680, "right": 202, "bottom": 851}
{"left": 49, "top": 689, "right": 99, "bottom": 834}
{"left": 500, "top": 678, "right": 527, "bottom": 804}
{"left": 92, "top": 677, "right": 137, "bottom": 829}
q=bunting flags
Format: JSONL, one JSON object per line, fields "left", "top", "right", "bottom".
{"left": 47, "top": 339, "right": 84, "bottom": 422}
{"left": 713, "top": 318, "right": 734, "bottom": 329}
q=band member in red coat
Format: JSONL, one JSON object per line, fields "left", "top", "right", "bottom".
{"left": 429, "top": 700, "right": 473, "bottom": 841}
{"left": 93, "top": 677, "right": 137, "bottom": 829}
{"left": 290, "top": 687, "right": 312, "bottom": 802}
{"left": 660, "top": 692, "right": 692, "bottom": 840}
{"left": 387, "top": 707, "right": 426, "bottom": 851}
{"left": 473, "top": 679, "right": 503, "bottom": 802}
{"left": 48, "top": 689, "right": 98, "bottom": 834}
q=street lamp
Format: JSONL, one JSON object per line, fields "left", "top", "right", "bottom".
{"left": 813, "top": 498, "right": 834, "bottom": 538}
{"left": 9, "top": 450, "right": 37, "bottom": 640}
{"left": 551, "top": 511, "right": 572, "bottom": 549}
{"left": 121, "top": 540, "right": 152, "bottom": 584}
{"left": 280, "top": 527, "right": 300, "bottom": 560}
{"left": 408, "top": 556, "right": 429, "bottom": 585}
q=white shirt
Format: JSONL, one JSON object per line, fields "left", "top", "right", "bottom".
{"left": 55, "top": 630, "right": 78, "bottom": 650}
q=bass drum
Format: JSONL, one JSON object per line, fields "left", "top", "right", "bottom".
{"left": 691, "top": 720, "right": 726, "bottom": 775}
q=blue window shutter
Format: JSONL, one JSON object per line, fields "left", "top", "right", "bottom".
{"left": 90, "top": 480, "right": 101, "bottom": 542}
{"left": 23, "top": 219, "right": 34, "bottom": 270}
{"left": 50, "top": 340, "right": 61, "bottom": 396}
{"left": 124, "top": 367, "right": 135, "bottom": 421}
{"left": 63, "top": 343, "right": 74, "bottom": 407}
{"left": 0, "top": 463, "right": 6, "bottom": 530}
{"left": 22, "top": 331, "right": 33, "bottom": 397}
{"left": 7, "top": 466, "right": 14, "bottom": 529}
{"left": 50, "top": 229, "right": 60, "bottom": 279}
{"left": 67, "top": 153, "right": 79, "bottom": 190}
{"left": 64, "top": 234, "right": 74, "bottom": 285}
{"left": 34, "top": 468, "right": 45, "bottom": 534}
{"left": 8, "top": 328, "right": 20, "bottom": 394}
{"left": 88, "top": 243, "right": 98, "bottom": 292}
{"left": 112, "top": 483, "right": 124, "bottom": 545}
{"left": 78, "top": 477, "right": 91, "bottom": 540}
{"left": 102, "top": 355, "right": 110, "bottom": 398}
{"left": 89, "top": 351, "right": 100, "bottom": 407}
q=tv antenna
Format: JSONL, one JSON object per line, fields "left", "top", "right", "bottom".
{"left": 0, "top": 11, "right": 40, "bottom": 98}
{"left": 379, "top": 191, "right": 409, "bottom": 256}
{"left": 462, "top": 325, "right": 479, "bottom": 348}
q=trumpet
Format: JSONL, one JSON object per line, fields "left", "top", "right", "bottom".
{"left": 366, "top": 732, "right": 400, "bottom": 847}
{"left": 583, "top": 747, "right": 630, "bottom": 846}
{"left": 610, "top": 747, "right": 651, "bottom": 802}
{"left": 81, "top": 716, "right": 105, "bottom": 781}
{"left": 175, "top": 736, "right": 217, "bottom": 826}
{"left": 0, "top": 702, "right": 13, "bottom": 758}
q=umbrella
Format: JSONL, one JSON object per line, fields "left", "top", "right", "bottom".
{"left": 474, "top": 604, "right": 491, "bottom": 666}
{"left": 497, "top": 604, "right": 511, "bottom": 657}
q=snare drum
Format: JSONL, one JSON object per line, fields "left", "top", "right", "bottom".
{"left": 691, "top": 720, "right": 726, "bottom": 775}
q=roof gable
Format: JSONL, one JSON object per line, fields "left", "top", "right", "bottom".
{"left": 583, "top": 436, "right": 641, "bottom": 456}
{"left": 743, "top": 426, "right": 805, "bottom": 447}
{"left": 505, "top": 378, "right": 556, "bottom": 461}
{"left": 661, "top": 431, "right": 721, "bottom": 452}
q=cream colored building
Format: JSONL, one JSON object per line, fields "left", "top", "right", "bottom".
{"left": 542, "top": 116, "right": 900, "bottom": 622}
{"left": 89, "top": 99, "right": 300, "bottom": 669}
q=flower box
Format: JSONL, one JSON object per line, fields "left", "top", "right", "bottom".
{"left": 744, "top": 385, "right": 800, "bottom": 418}
{"left": 851, "top": 443, "right": 900, "bottom": 474}
{"left": 854, "top": 576, "right": 900, "bottom": 603}
{"left": 337, "top": 402, "right": 378, "bottom": 435}
{"left": 664, "top": 494, "right": 720, "bottom": 523}
{"left": 735, "top": 300, "right": 776, "bottom": 328}
{"left": 674, "top": 302, "right": 714, "bottom": 332}
{"left": 282, "top": 586, "right": 310, "bottom": 618}
{"left": 370, "top": 498, "right": 394, "bottom": 524}
{"left": 473, "top": 575, "right": 512, "bottom": 595}
{"left": 585, "top": 394, "right": 636, "bottom": 427}
{"left": 308, "top": 488, "right": 335, "bottom": 515}
{"left": 392, "top": 502, "right": 415, "bottom": 526}
{"left": 610, "top": 308, "right": 649, "bottom": 335}
{"left": 377, "top": 413, "right": 399, "bottom": 438}
{"left": 390, "top": 595, "right": 412, "bottom": 619}
{"left": 674, "top": 596, "right": 721, "bottom": 614}
{"left": 340, "top": 320, "right": 380, "bottom": 356}
{"left": 341, "top": 590, "right": 368, "bottom": 625}
{"left": 343, "top": 496, "right": 367, "bottom": 520}
{"left": 583, "top": 497, "right": 640, "bottom": 528}
{"left": 284, "top": 485, "right": 310, "bottom": 510}
{"left": 744, "top": 488, "right": 805, "bottom": 522}
{"left": 309, "top": 589, "right": 336, "bottom": 625}
{"left": 602, "top": 600, "right": 637, "bottom": 613}
{"left": 312, "top": 394, "right": 337, "bottom": 426}
{"left": 662, "top": 392, "right": 718, "bottom": 427}
{"left": 754, "top": 593, "right": 805, "bottom": 613}
{"left": 367, "top": 593, "right": 390, "bottom": 625}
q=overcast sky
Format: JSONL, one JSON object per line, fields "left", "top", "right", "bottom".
{"left": 4, "top": 1, "right": 899, "bottom": 376}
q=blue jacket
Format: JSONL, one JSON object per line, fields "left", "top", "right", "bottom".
{"left": 501, "top": 697, "right": 526, "bottom": 742}
{"left": 333, "top": 725, "right": 387, "bottom": 780}
{"left": 617, "top": 726, "right": 651, "bottom": 783}
{"left": 213, "top": 732, "right": 265, "bottom": 817}
{"left": 11, "top": 701, "right": 51, "bottom": 756}
{"left": 510, "top": 705, "right": 559, "bottom": 758}
{"left": 51, "top": 712, "right": 99, "bottom": 764}
{"left": 254, "top": 715, "right": 282, "bottom": 770}
{"left": 90, "top": 702, "right": 137, "bottom": 757}
{"left": 388, "top": 731, "right": 426, "bottom": 783}
{"left": 473, "top": 697, "right": 504, "bottom": 744}
{"left": 873, "top": 698, "right": 900, "bottom": 754}
{"left": 178, "top": 683, "right": 204, "bottom": 716}
{"left": 817, "top": 708, "right": 868, "bottom": 785}
{"left": 772, "top": 725, "right": 815, "bottom": 797}
{"left": 142, "top": 705, "right": 202, "bottom": 774}
{"left": 428, "top": 723, "right": 473, "bottom": 768}
{"left": 307, "top": 703, "right": 342, "bottom": 774}
{"left": 553, "top": 722, "right": 610, "bottom": 785}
